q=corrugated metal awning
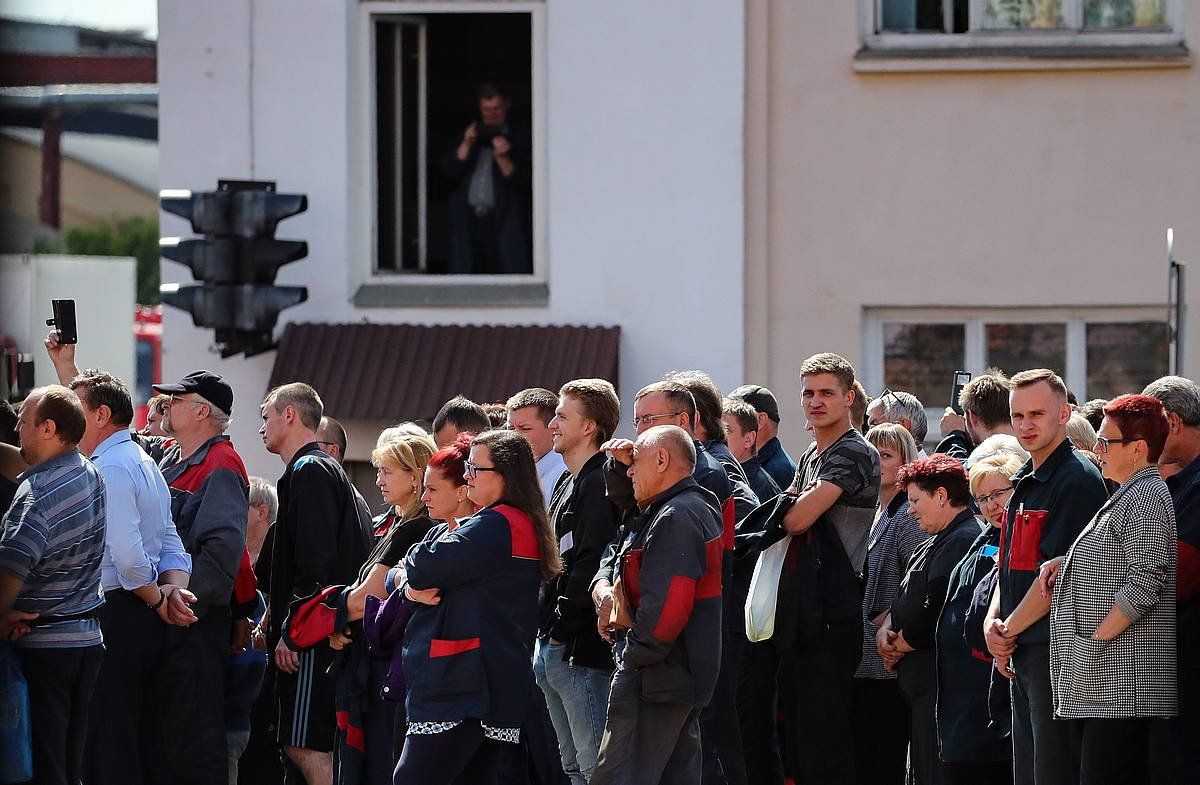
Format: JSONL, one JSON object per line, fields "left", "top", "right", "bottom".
{"left": 268, "top": 322, "right": 620, "bottom": 421}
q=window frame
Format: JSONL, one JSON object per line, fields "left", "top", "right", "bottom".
{"left": 858, "top": 0, "right": 1187, "bottom": 52}
{"left": 352, "top": 0, "right": 548, "bottom": 303}
{"left": 863, "top": 306, "right": 1169, "bottom": 439}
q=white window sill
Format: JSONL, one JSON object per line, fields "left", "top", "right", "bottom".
{"left": 854, "top": 42, "right": 1190, "bottom": 73}
{"left": 353, "top": 279, "right": 549, "bottom": 308}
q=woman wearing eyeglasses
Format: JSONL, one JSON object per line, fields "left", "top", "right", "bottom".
{"left": 393, "top": 429, "right": 562, "bottom": 785}
{"left": 1041, "top": 395, "right": 1177, "bottom": 785}
{"left": 929, "top": 451, "right": 1025, "bottom": 785}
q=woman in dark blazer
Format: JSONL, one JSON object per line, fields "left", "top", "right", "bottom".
{"left": 876, "top": 455, "right": 981, "bottom": 785}
{"left": 393, "top": 429, "right": 561, "bottom": 785}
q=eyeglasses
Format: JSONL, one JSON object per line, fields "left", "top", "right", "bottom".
{"left": 1095, "top": 436, "right": 1139, "bottom": 454}
{"left": 974, "top": 486, "right": 1014, "bottom": 507}
{"left": 464, "top": 460, "right": 501, "bottom": 479}
{"left": 631, "top": 412, "right": 682, "bottom": 428}
{"left": 168, "top": 395, "right": 205, "bottom": 408}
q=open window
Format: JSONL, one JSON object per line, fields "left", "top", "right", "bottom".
{"left": 373, "top": 11, "right": 535, "bottom": 276}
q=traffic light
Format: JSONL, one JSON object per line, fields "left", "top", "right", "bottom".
{"left": 159, "top": 179, "right": 309, "bottom": 358}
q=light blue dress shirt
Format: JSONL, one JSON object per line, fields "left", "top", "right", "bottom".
{"left": 90, "top": 430, "right": 192, "bottom": 591}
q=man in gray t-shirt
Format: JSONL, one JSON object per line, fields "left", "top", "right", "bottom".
{"left": 744, "top": 354, "right": 879, "bottom": 785}
{"left": 789, "top": 427, "right": 880, "bottom": 573}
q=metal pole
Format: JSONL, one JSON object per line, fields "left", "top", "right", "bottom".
{"left": 1174, "top": 261, "right": 1186, "bottom": 377}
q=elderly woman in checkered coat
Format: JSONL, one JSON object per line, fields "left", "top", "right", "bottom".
{"left": 1039, "top": 394, "right": 1177, "bottom": 785}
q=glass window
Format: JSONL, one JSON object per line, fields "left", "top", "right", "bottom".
{"left": 1085, "top": 321, "right": 1169, "bottom": 400}
{"left": 880, "top": 0, "right": 969, "bottom": 32}
{"left": 883, "top": 323, "right": 965, "bottom": 406}
{"left": 1084, "top": 0, "right": 1166, "bottom": 28}
{"left": 986, "top": 323, "right": 1067, "bottom": 378}
{"left": 982, "top": 0, "right": 1065, "bottom": 29}
{"left": 375, "top": 12, "right": 534, "bottom": 275}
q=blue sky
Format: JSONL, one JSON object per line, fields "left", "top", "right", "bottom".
{"left": 1, "top": 0, "right": 157, "bottom": 39}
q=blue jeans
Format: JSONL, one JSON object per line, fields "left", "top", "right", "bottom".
{"left": 533, "top": 639, "right": 612, "bottom": 785}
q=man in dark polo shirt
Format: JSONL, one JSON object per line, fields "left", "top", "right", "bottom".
{"left": 1143, "top": 375, "right": 1200, "bottom": 785}
{"left": 985, "top": 369, "right": 1107, "bottom": 785}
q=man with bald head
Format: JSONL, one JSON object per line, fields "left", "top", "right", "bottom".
{"left": 590, "top": 426, "right": 724, "bottom": 785}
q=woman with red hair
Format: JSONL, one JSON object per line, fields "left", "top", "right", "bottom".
{"left": 876, "top": 454, "right": 980, "bottom": 784}
{"left": 421, "top": 432, "right": 479, "bottom": 528}
{"left": 1042, "top": 394, "right": 1177, "bottom": 785}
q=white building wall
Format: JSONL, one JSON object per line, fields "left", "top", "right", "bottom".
{"left": 158, "top": 0, "right": 745, "bottom": 479}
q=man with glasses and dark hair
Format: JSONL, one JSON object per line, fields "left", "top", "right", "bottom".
{"left": 315, "top": 416, "right": 348, "bottom": 464}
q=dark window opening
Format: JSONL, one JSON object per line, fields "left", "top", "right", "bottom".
{"left": 375, "top": 12, "right": 534, "bottom": 276}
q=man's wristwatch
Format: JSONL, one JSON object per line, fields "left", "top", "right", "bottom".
{"left": 149, "top": 587, "right": 167, "bottom": 611}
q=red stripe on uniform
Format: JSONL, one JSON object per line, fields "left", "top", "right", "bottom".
{"left": 721, "top": 498, "right": 735, "bottom": 551}
{"left": 430, "top": 637, "right": 481, "bottom": 658}
{"left": 495, "top": 504, "right": 541, "bottom": 560}
{"left": 233, "top": 548, "right": 257, "bottom": 604}
{"left": 286, "top": 586, "right": 342, "bottom": 649}
{"left": 695, "top": 537, "right": 724, "bottom": 600}
{"left": 653, "top": 575, "right": 698, "bottom": 642}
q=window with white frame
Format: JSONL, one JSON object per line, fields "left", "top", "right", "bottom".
{"left": 370, "top": 5, "right": 540, "bottom": 276}
{"left": 861, "top": 0, "right": 1185, "bottom": 50}
{"left": 864, "top": 308, "right": 1169, "bottom": 440}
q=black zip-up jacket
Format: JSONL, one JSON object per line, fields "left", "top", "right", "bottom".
{"left": 998, "top": 438, "right": 1107, "bottom": 645}
{"left": 269, "top": 443, "right": 373, "bottom": 649}
{"left": 541, "top": 452, "right": 622, "bottom": 670}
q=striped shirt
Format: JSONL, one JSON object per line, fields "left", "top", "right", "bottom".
{"left": 0, "top": 449, "right": 106, "bottom": 649}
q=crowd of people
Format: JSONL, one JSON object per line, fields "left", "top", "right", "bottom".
{"left": 0, "top": 334, "right": 1195, "bottom": 785}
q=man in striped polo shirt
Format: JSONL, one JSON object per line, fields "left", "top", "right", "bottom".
{"left": 0, "top": 385, "right": 107, "bottom": 785}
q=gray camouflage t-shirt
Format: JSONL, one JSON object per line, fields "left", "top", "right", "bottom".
{"left": 790, "top": 429, "right": 881, "bottom": 572}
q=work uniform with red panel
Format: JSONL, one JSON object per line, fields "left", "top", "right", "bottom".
{"left": 154, "top": 433, "right": 252, "bottom": 785}
{"left": 998, "top": 438, "right": 1107, "bottom": 785}
{"left": 392, "top": 504, "right": 545, "bottom": 785}
{"left": 591, "top": 476, "right": 724, "bottom": 785}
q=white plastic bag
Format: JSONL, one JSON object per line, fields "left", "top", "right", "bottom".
{"left": 744, "top": 535, "right": 791, "bottom": 643}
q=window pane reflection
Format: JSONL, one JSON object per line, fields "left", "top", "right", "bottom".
{"left": 1086, "top": 321, "right": 1169, "bottom": 400}
{"left": 883, "top": 323, "right": 965, "bottom": 406}
{"left": 986, "top": 323, "right": 1067, "bottom": 378}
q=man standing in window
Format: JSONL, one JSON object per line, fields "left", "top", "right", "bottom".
{"left": 984, "top": 369, "right": 1107, "bottom": 785}
{"left": 443, "top": 82, "right": 532, "bottom": 275}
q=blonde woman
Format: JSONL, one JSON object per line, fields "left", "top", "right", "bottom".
{"left": 853, "top": 423, "right": 928, "bottom": 785}
{"left": 341, "top": 430, "right": 438, "bottom": 783}
{"left": 932, "top": 453, "right": 1024, "bottom": 784}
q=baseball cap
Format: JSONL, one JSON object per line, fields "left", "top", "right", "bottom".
{"left": 729, "top": 384, "right": 780, "bottom": 423}
{"left": 154, "top": 370, "right": 234, "bottom": 416}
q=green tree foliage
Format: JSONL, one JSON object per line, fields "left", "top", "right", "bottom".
{"left": 33, "top": 217, "right": 160, "bottom": 305}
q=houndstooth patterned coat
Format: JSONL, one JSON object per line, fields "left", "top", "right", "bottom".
{"left": 1050, "top": 466, "right": 1178, "bottom": 719}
